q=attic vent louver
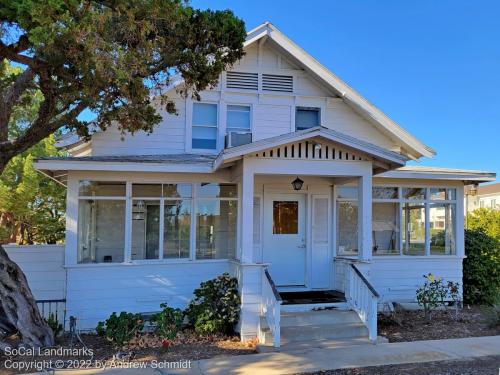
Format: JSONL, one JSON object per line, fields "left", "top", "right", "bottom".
{"left": 226, "top": 71, "right": 258, "bottom": 90}
{"left": 262, "top": 74, "right": 293, "bottom": 93}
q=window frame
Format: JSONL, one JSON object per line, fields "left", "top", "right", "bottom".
{"left": 372, "top": 185, "right": 458, "bottom": 257}
{"left": 191, "top": 102, "right": 219, "bottom": 151}
{"left": 76, "top": 180, "right": 239, "bottom": 265}
{"left": 295, "top": 106, "right": 321, "bottom": 131}
{"left": 226, "top": 104, "right": 252, "bottom": 135}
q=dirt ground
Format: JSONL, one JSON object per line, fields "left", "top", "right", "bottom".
{"left": 302, "top": 355, "right": 500, "bottom": 375}
{"left": 0, "top": 330, "right": 256, "bottom": 374}
{"left": 378, "top": 305, "right": 500, "bottom": 342}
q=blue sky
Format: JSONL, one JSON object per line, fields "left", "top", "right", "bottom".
{"left": 192, "top": 0, "right": 499, "bottom": 180}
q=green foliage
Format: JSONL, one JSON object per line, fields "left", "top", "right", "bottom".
{"left": 467, "top": 208, "right": 500, "bottom": 241}
{"left": 416, "top": 273, "right": 449, "bottom": 320}
{"left": 0, "top": 0, "right": 246, "bottom": 169}
{"left": 463, "top": 229, "right": 500, "bottom": 305}
{"left": 186, "top": 273, "right": 240, "bottom": 335}
{"left": 0, "top": 133, "right": 66, "bottom": 244}
{"left": 96, "top": 312, "right": 144, "bottom": 347}
{"left": 45, "top": 313, "right": 63, "bottom": 337}
{"left": 481, "top": 298, "right": 500, "bottom": 328}
{"left": 152, "top": 303, "right": 184, "bottom": 340}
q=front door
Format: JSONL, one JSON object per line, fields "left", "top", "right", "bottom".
{"left": 263, "top": 193, "right": 306, "bottom": 286}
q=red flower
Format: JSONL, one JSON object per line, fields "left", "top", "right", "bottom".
{"left": 161, "top": 339, "right": 170, "bottom": 349}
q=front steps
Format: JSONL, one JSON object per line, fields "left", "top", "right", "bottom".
{"left": 259, "top": 309, "right": 372, "bottom": 350}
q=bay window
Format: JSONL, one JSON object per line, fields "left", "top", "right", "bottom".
{"left": 77, "top": 181, "right": 237, "bottom": 264}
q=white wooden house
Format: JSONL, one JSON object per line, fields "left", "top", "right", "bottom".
{"left": 34, "top": 22, "right": 495, "bottom": 347}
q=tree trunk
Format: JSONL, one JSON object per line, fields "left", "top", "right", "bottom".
{"left": 0, "top": 244, "right": 54, "bottom": 348}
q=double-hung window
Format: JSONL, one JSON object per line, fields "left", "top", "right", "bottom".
{"left": 192, "top": 103, "right": 218, "bottom": 150}
{"left": 227, "top": 105, "right": 251, "bottom": 134}
{"left": 296, "top": 107, "right": 320, "bottom": 131}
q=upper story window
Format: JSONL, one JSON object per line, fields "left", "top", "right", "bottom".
{"left": 227, "top": 105, "right": 251, "bottom": 134}
{"left": 296, "top": 107, "right": 320, "bottom": 131}
{"left": 192, "top": 103, "right": 218, "bottom": 150}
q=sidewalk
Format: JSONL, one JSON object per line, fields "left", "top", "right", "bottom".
{"left": 52, "top": 335, "right": 500, "bottom": 375}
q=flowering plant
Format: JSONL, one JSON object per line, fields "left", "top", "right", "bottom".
{"left": 416, "top": 273, "right": 461, "bottom": 320}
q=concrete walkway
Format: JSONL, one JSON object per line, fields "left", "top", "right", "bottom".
{"left": 50, "top": 335, "right": 500, "bottom": 375}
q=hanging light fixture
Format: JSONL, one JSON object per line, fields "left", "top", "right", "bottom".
{"left": 291, "top": 176, "right": 304, "bottom": 191}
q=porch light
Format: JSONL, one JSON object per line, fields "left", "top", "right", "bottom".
{"left": 291, "top": 176, "right": 304, "bottom": 191}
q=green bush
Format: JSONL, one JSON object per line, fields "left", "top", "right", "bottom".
{"left": 186, "top": 273, "right": 240, "bottom": 335}
{"left": 45, "top": 313, "right": 63, "bottom": 337}
{"left": 463, "top": 229, "right": 500, "bottom": 305}
{"left": 152, "top": 303, "right": 184, "bottom": 340}
{"left": 96, "top": 312, "right": 144, "bottom": 346}
{"left": 416, "top": 273, "right": 449, "bottom": 320}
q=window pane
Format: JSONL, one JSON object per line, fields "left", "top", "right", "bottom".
{"left": 78, "top": 200, "right": 125, "bottom": 263}
{"left": 131, "top": 200, "right": 160, "bottom": 260}
{"left": 132, "top": 184, "right": 162, "bottom": 197}
{"left": 337, "top": 201, "right": 358, "bottom": 254}
{"left": 373, "top": 203, "right": 399, "bottom": 255}
{"left": 430, "top": 203, "right": 456, "bottom": 255}
{"left": 296, "top": 108, "right": 319, "bottom": 130}
{"left": 79, "top": 181, "right": 125, "bottom": 196}
{"left": 192, "top": 127, "right": 217, "bottom": 149}
{"left": 227, "top": 105, "right": 250, "bottom": 130}
{"left": 373, "top": 187, "right": 398, "bottom": 200}
{"left": 163, "top": 184, "right": 192, "bottom": 198}
{"left": 403, "top": 188, "right": 426, "bottom": 200}
{"left": 164, "top": 200, "right": 191, "bottom": 259}
{"left": 196, "top": 200, "right": 237, "bottom": 259}
{"left": 197, "top": 183, "right": 238, "bottom": 198}
{"left": 337, "top": 186, "right": 358, "bottom": 200}
{"left": 402, "top": 203, "right": 426, "bottom": 255}
{"left": 430, "top": 188, "right": 456, "bottom": 200}
{"left": 273, "top": 201, "right": 299, "bottom": 234}
{"left": 193, "top": 103, "right": 217, "bottom": 126}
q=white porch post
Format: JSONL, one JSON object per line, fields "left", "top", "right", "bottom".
{"left": 240, "top": 158, "right": 254, "bottom": 263}
{"left": 358, "top": 174, "right": 372, "bottom": 262}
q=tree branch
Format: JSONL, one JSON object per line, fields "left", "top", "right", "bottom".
{"left": 0, "top": 68, "right": 36, "bottom": 141}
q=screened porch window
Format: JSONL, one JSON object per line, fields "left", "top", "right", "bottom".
{"left": 192, "top": 103, "right": 218, "bottom": 149}
{"left": 336, "top": 185, "right": 358, "bottom": 255}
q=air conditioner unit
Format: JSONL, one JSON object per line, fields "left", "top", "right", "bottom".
{"left": 226, "top": 132, "right": 252, "bottom": 148}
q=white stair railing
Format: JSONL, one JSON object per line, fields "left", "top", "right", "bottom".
{"left": 261, "top": 268, "right": 282, "bottom": 347}
{"left": 346, "top": 264, "right": 379, "bottom": 342}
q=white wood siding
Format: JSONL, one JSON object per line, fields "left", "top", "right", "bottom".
{"left": 66, "top": 261, "right": 232, "bottom": 330}
{"left": 4, "top": 245, "right": 66, "bottom": 300}
{"left": 370, "top": 257, "right": 463, "bottom": 303}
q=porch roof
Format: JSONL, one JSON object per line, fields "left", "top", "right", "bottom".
{"left": 378, "top": 166, "right": 496, "bottom": 184}
{"left": 214, "top": 126, "right": 409, "bottom": 170}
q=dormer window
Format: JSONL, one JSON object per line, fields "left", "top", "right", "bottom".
{"left": 192, "top": 103, "right": 218, "bottom": 150}
{"left": 296, "top": 107, "right": 320, "bottom": 131}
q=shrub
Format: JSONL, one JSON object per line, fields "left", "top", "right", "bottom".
{"left": 45, "top": 313, "right": 63, "bottom": 337}
{"left": 152, "top": 303, "right": 184, "bottom": 340}
{"left": 463, "top": 229, "right": 500, "bottom": 305}
{"left": 416, "top": 273, "right": 448, "bottom": 320}
{"left": 96, "top": 312, "right": 144, "bottom": 347}
{"left": 467, "top": 208, "right": 500, "bottom": 241}
{"left": 186, "top": 273, "right": 240, "bottom": 335}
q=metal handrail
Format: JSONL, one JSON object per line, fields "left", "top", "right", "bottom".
{"left": 350, "top": 264, "right": 380, "bottom": 298}
{"left": 264, "top": 268, "right": 282, "bottom": 302}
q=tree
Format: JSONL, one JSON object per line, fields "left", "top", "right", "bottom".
{"left": 0, "top": 0, "right": 245, "bottom": 348}
{"left": 467, "top": 208, "right": 500, "bottom": 241}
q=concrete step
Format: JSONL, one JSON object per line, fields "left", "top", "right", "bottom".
{"left": 281, "top": 322, "right": 368, "bottom": 343}
{"left": 280, "top": 309, "right": 361, "bottom": 327}
{"left": 257, "top": 336, "right": 388, "bottom": 353}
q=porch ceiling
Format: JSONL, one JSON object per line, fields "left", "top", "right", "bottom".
{"left": 215, "top": 126, "right": 408, "bottom": 173}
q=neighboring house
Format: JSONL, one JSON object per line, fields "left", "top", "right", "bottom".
{"left": 34, "top": 22, "right": 495, "bottom": 347}
{"left": 465, "top": 182, "right": 500, "bottom": 212}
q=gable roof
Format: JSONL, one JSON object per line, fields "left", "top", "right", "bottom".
{"left": 214, "top": 126, "right": 408, "bottom": 170}
{"left": 245, "top": 22, "right": 435, "bottom": 160}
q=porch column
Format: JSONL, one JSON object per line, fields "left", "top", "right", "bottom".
{"left": 240, "top": 159, "right": 254, "bottom": 263}
{"left": 358, "top": 174, "right": 372, "bottom": 262}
